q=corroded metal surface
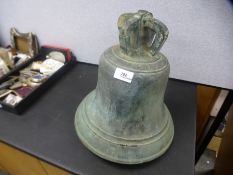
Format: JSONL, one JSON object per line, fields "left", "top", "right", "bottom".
{"left": 75, "top": 10, "right": 174, "bottom": 164}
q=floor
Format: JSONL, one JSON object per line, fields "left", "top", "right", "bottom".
{"left": 195, "top": 149, "right": 216, "bottom": 175}
{"left": 0, "top": 172, "right": 9, "bottom": 175}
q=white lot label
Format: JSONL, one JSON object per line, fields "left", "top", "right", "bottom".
{"left": 113, "top": 67, "right": 134, "bottom": 83}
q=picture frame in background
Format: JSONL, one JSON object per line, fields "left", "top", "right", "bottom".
{"left": 10, "top": 28, "right": 39, "bottom": 57}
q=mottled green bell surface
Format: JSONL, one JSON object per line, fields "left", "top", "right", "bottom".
{"left": 75, "top": 10, "right": 174, "bottom": 164}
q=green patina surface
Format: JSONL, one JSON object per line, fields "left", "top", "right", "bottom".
{"left": 75, "top": 10, "right": 174, "bottom": 164}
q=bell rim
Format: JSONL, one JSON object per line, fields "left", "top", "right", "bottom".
{"left": 74, "top": 91, "right": 174, "bottom": 164}
{"left": 76, "top": 123, "right": 174, "bottom": 164}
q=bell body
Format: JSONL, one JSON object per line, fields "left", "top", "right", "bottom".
{"left": 75, "top": 10, "right": 174, "bottom": 164}
{"left": 75, "top": 45, "right": 174, "bottom": 164}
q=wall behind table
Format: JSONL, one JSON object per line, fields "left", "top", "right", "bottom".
{"left": 0, "top": 0, "right": 233, "bottom": 89}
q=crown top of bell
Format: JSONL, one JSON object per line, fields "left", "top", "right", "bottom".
{"left": 117, "top": 10, "right": 169, "bottom": 57}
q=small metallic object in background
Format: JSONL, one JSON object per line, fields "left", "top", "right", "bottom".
{"left": 0, "top": 48, "right": 14, "bottom": 69}
{"left": 46, "top": 51, "right": 66, "bottom": 63}
{"left": 10, "top": 27, "right": 39, "bottom": 57}
{"left": 0, "top": 58, "right": 10, "bottom": 78}
{"left": 3, "top": 93, "right": 22, "bottom": 106}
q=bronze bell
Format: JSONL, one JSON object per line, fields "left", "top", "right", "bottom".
{"left": 75, "top": 10, "right": 174, "bottom": 164}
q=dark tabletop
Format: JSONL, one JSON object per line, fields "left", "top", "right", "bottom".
{"left": 0, "top": 63, "right": 196, "bottom": 175}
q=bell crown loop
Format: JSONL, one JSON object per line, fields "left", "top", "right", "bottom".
{"left": 118, "top": 10, "right": 169, "bottom": 57}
